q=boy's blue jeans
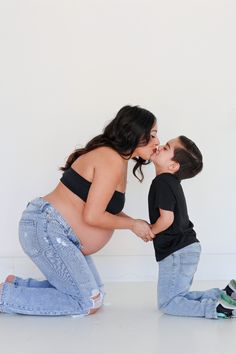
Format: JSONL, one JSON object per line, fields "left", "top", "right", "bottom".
{"left": 157, "top": 243, "right": 222, "bottom": 319}
{"left": 0, "top": 198, "right": 104, "bottom": 316}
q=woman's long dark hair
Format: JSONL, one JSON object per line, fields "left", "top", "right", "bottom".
{"left": 60, "top": 105, "right": 156, "bottom": 181}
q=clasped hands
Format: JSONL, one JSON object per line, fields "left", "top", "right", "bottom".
{"left": 132, "top": 219, "right": 155, "bottom": 243}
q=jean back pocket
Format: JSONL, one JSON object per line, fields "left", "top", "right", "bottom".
{"left": 19, "top": 219, "right": 40, "bottom": 257}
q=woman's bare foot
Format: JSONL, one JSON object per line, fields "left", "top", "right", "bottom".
{"left": 5, "top": 275, "right": 16, "bottom": 283}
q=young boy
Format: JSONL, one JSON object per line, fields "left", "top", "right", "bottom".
{"left": 148, "top": 135, "right": 236, "bottom": 319}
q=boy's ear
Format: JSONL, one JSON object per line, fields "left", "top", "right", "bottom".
{"left": 168, "top": 161, "right": 180, "bottom": 173}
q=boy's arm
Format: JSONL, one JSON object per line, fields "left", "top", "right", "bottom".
{"left": 151, "top": 208, "right": 174, "bottom": 236}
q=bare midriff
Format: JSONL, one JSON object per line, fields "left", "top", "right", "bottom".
{"left": 43, "top": 182, "right": 113, "bottom": 255}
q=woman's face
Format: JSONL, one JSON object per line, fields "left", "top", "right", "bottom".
{"left": 132, "top": 122, "right": 159, "bottom": 160}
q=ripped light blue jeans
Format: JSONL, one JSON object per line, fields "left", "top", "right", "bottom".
{"left": 157, "top": 243, "right": 222, "bottom": 319}
{"left": 0, "top": 198, "right": 104, "bottom": 316}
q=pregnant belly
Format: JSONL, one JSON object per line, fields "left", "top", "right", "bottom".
{"left": 43, "top": 188, "right": 114, "bottom": 255}
{"left": 77, "top": 226, "right": 114, "bottom": 255}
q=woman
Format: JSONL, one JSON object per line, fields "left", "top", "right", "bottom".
{"left": 0, "top": 105, "right": 159, "bottom": 316}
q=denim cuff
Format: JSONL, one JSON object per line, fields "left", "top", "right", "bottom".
{"left": 205, "top": 298, "right": 220, "bottom": 319}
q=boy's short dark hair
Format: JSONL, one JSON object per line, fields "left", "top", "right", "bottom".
{"left": 172, "top": 136, "right": 203, "bottom": 180}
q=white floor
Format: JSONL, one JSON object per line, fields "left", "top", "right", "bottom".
{"left": 1, "top": 281, "right": 235, "bottom": 354}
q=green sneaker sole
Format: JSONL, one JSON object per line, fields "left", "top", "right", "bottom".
{"left": 217, "top": 313, "right": 230, "bottom": 319}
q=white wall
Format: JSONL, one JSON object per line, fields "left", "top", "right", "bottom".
{"left": 0, "top": 0, "right": 236, "bottom": 280}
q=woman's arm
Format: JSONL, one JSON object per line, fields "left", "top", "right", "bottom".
{"left": 117, "top": 211, "right": 132, "bottom": 219}
{"left": 116, "top": 212, "right": 153, "bottom": 242}
{"left": 83, "top": 148, "right": 154, "bottom": 241}
{"left": 151, "top": 208, "right": 174, "bottom": 236}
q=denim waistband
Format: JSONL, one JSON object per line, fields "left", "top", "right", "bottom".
{"left": 26, "top": 197, "right": 73, "bottom": 233}
{"left": 173, "top": 242, "right": 201, "bottom": 255}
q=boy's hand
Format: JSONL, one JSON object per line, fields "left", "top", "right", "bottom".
{"left": 131, "top": 219, "right": 155, "bottom": 241}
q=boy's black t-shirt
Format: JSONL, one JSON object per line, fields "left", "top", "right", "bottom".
{"left": 148, "top": 173, "right": 199, "bottom": 261}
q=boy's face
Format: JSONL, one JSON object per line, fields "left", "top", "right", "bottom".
{"left": 150, "top": 137, "right": 182, "bottom": 173}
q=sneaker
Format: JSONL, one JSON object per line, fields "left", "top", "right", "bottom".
{"left": 216, "top": 293, "right": 236, "bottom": 319}
{"left": 224, "top": 279, "right": 236, "bottom": 299}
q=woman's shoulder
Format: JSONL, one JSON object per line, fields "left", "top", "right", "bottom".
{"left": 92, "top": 146, "right": 123, "bottom": 162}
{"left": 85, "top": 147, "right": 125, "bottom": 182}
{"left": 72, "top": 147, "right": 125, "bottom": 182}
{"left": 76, "top": 147, "right": 124, "bottom": 169}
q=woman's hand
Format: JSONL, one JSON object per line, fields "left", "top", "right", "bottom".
{"left": 131, "top": 219, "right": 155, "bottom": 242}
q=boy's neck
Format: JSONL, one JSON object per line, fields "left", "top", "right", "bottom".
{"left": 154, "top": 165, "right": 174, "bottom": 176}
